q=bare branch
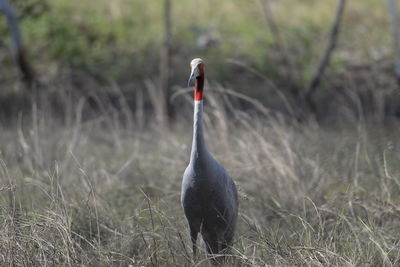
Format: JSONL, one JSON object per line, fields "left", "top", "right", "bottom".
{"left": 303, "top": 0, "right": 347, "bottom": 113}
{"left": 388, "top": 0, "right": 400, "bottom": 82}
{"left": 0, "top": 0, "right": 35, "bottom": 87}
{"left": 159, "top": 0, "right": 172, "bottom": 127}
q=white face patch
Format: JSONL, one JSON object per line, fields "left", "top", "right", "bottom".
{"left": 190, "top": 58, "right": 203, "bottom": 69}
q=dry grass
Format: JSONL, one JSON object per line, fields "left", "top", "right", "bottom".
{"left": 0, "top": 85, "right": 400, "bottom": 266}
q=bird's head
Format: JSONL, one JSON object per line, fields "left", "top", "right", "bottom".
{"left": 188, "top": 58, "right": 205, "bottom": 87}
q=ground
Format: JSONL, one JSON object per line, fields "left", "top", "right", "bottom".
{"left": 1, "top": 88, "right": 400, "bottom": 266}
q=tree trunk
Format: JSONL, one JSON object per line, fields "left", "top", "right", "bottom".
{"left": 302, "top": 0, "right": 347, "bottom": 115}
{"left": 0, "top": 0, "right": 35, "bottom": 88}
{"left": 388, "top": 0, "right": 400, "bottom": 83}
{"left": 159, "top": 0, "right": 172, "bottom": 128}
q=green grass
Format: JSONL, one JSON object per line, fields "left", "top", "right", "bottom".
{"left": 0, "top": 87, "right": 400, "bottom": 266}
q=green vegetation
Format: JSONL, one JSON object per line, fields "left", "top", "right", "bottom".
{"left": 0, "top": 0, "right": 394, "bottom": 81}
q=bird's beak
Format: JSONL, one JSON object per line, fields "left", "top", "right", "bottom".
{"left": 187, "top": 67, "right": 199, "bottom": 87}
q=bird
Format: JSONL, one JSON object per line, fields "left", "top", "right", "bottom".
{"left": 181, "top": 58, "right": 239, "bottom": 258}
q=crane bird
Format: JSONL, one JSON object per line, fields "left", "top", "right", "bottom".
{"left": 181, "top": 58, "right": 239, "bottom": 257}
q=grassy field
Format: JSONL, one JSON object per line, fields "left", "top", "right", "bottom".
{"left": 1, "top": 0, "right": 400, "bottom": 266}
{"left": 0, "top": 87, "right": 400, "bottom": 266}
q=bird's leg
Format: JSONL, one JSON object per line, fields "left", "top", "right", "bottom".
{"left": 190, "top": 228, "right": 198, "bottom": 259}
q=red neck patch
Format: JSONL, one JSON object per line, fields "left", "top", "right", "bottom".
{"left": 194, "top": 64, "right": 205, "bottom": 101}
{"left": 194, "top": 87, "right": 203, "bottom": 100}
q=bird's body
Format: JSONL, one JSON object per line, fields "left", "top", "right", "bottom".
{"left": 181, "top": 58, "right": 238, "bottom": 256}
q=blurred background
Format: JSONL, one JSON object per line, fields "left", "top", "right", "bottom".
{"left": 1, "top": 0, "right": 399, "bottom": 124}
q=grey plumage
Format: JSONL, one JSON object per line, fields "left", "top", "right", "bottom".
{"left": 181, "top": 58, "right": 239, "bottom": 256}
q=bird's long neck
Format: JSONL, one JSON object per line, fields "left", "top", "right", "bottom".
{"left": 190, "top": 73, "right": 206, "bottom": 162}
